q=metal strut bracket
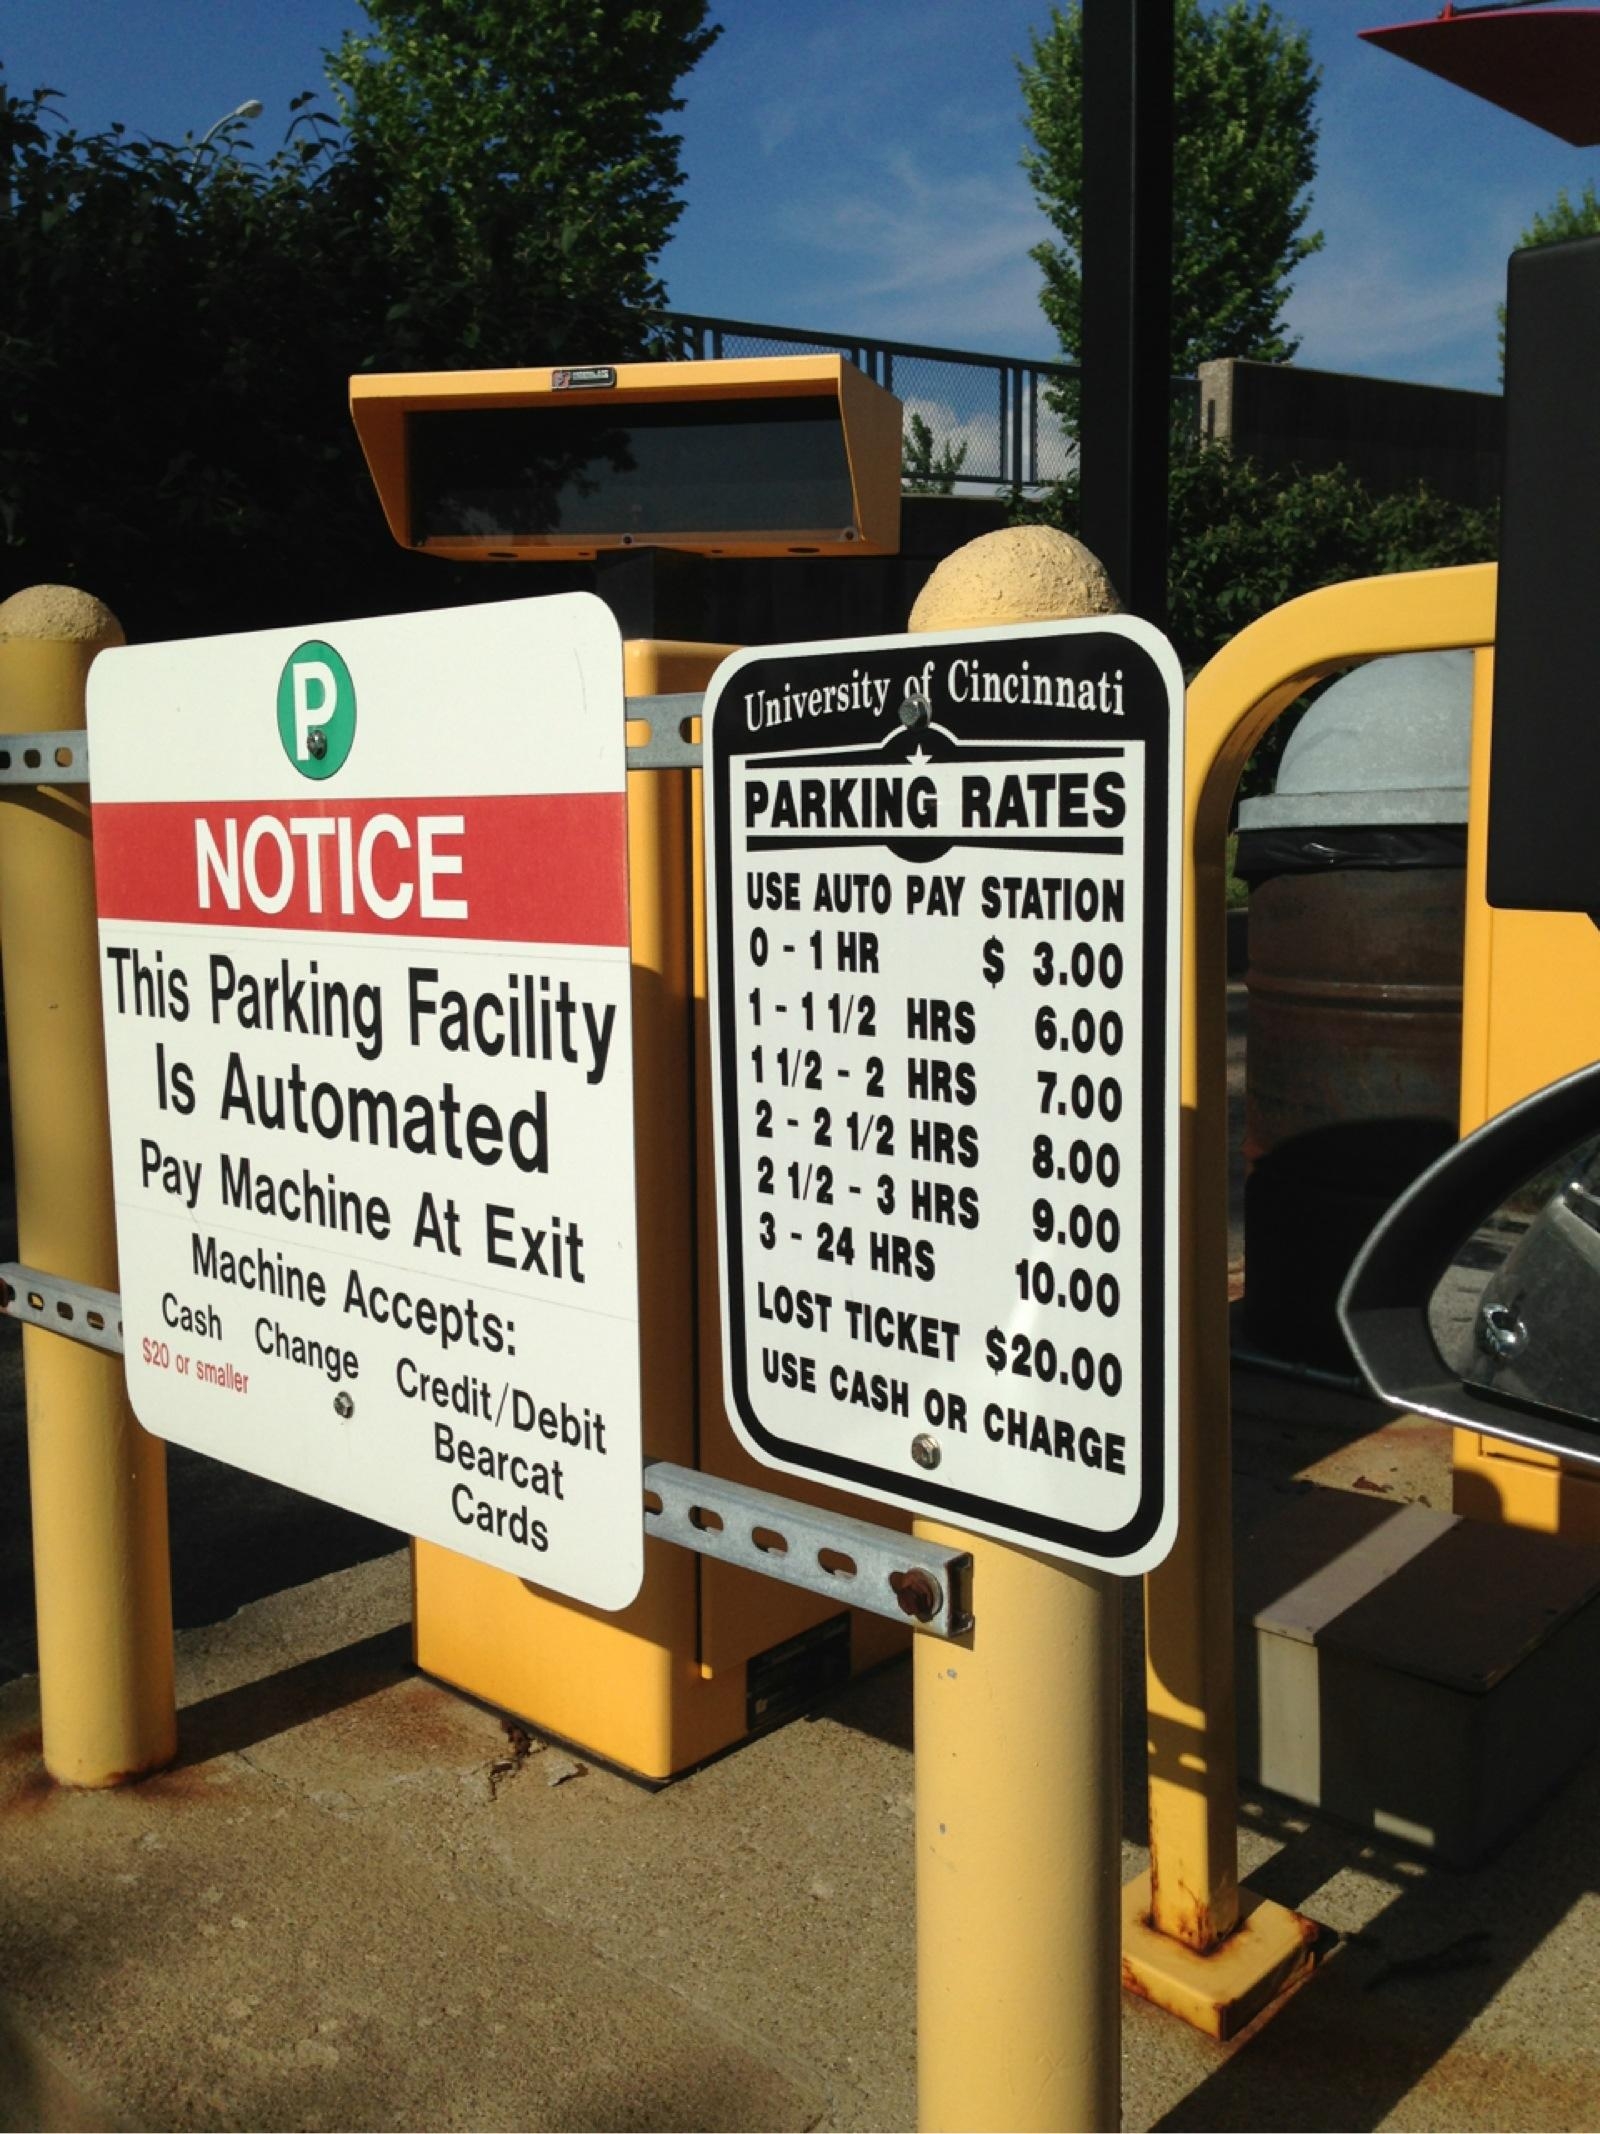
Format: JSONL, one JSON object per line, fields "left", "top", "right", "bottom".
{"left": 6, "top": 703, "right": 702, "bottom": 785}
{"left": 0, "top": 1267, "right": 975, "bottom": 1636}
{"left": 624, "top": 692, "right": 704, "bottom": 771}
{"left": 0, "top": 1265, "right": 124, "bottom": 1354}
{"left": 645, "top": 1459, "right": 973, "bottom": 1637}
{"left": 0, "top": 733, "right": 91, "bottom": 786}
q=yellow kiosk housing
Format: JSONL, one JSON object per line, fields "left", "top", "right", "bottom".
{"left": 351, "top": 354, "right": 910, "bottom": 1779}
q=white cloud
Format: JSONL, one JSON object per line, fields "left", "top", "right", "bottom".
{"left": 1286, "top": 243, "right": 1508, "bottom": 384}
{"left": 1281, "top": 82, "right": 1544, "bottom": 391}
{"left": 668, "top": 0, "right": 1065, "bottom": 356}
{"left": 1283, "top": 175, "right": 1530, "bottom": 390}
{"left": 771, "top": 150, "right": 1056, "bottom": 353}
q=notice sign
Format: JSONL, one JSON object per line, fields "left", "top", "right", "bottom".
{"left": 704, "top": 620, "right": 1182, "bottom": 1575}
{"left": 89, "top": 594, "right": 643, "bottom": 1611}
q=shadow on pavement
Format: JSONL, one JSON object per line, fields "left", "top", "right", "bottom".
{"left": 1153, "top": 1756, "right": 1600, "bottom": 2132}
{"left": 168, "top": 1622, "right": 413, "bottom": 1770}
{"left": 0, "top": 1313, "right": 402, "bottom": 1683}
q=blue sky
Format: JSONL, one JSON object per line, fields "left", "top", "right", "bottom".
{"left": 5, "top": 0, "right": 1597, "bottom": 394}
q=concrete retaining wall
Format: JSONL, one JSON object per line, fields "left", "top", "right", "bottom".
{"left": 1199, "top": 358, "right": 1503, "bottom": 510}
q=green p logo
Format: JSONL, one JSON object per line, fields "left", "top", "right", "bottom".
{"left": 278, "top": 641, "right": 356, "bottom": 779}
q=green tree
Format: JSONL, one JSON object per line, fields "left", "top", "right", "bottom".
{"left": 0, "top": 77, "right": 367, "bottom": 638}
{"left": 1020, "top": 0, "right": 1323, "bottom": 376}
{"left": 326, "top": 0, "right": 719, "bottom": 367}
{"left": 1498, "top": 182, "right": 1600, "bottom": 373}
{"left": 1514, "top": 181, "right": 1600, "bottom": 252}
{"left": 0, "top": 2, "right": 718, "bottom": 638}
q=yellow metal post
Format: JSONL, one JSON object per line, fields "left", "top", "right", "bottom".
{"left": 916, "top": 1531, "right": 1121, "bottom": 2134}
{"left": 0, "top": 586, "right": 176, "bottom": 1785}
{"left": 1123, "top": 563, "right": 1496, "bottom": 2033}
{"left": 908, "top": 530, "right": 1122, "bottom": 2134}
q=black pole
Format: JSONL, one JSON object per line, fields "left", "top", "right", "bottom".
{"left": 1080, "top": 0, "right": 1174, "bottom": 628}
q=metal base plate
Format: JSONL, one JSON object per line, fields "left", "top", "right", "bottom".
{"left": 1121, "top": 1872, "right": 1318, "bottom": 2040}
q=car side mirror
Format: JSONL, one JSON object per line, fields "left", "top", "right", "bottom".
{"left": 1338, "top": 1060, "right": 1600, "bottom": 1466}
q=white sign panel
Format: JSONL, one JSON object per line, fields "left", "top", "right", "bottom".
{"left": 89, "top": 593, "right": 643, "bottom": 1611}
{"left": 704, "top": 619, "right": 1182, "bottom": 1575}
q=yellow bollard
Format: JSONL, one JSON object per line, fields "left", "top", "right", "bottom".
{"left": 1124, "top": 562, "right": 1496, "bottom": 2035}
{"left": 0, "top": 586, "right": 176, "bottom": 1786}
{"left": 915, "top": 1530, "right": 1121, "bottom": 2134}
{"left": 909, "top": 528, "right": 1122, "bottom": 2134}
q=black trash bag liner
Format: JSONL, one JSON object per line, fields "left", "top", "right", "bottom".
{"left": 1235, "top": 822, "right": 1467, "bottom": 885}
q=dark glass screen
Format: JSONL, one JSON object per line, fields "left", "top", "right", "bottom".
{"left": 1490, "top": 235, "right": 1600, "bottom": 911}
{"left": 408, "top": 397, "right": 854, "bottom": 540}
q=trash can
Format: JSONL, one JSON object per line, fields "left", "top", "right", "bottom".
{"left": 1236, "top": 650, "right": 1474, "bottom": 1370}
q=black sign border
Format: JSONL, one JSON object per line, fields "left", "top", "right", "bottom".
{"left": 708, "top": 624, "right": 1176, "bottom": 1564}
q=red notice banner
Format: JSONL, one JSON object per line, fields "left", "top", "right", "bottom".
{"left": 93, "top": 792, "right": 630, "bottom": 946}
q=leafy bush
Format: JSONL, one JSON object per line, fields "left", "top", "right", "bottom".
{"left": 1016, "top": 441, "right": 1497, "bottom": 797}
{"left": 903, "top": 412, "right": 970, "bottom": 496}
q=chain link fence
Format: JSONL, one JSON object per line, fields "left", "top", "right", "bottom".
{"left": 664, "top": 313, "right": 1197, "bottom": 493}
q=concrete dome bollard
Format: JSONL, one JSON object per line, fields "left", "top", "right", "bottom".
{"left": 0, "top": 584, "right": 123, "bottom": 652}
{"left": 908, "top": 524, "right": 1122, "bottom": 634}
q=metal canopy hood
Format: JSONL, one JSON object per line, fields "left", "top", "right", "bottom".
{"left": 1361, "top": 6, "right": 1600, "bottom": 145}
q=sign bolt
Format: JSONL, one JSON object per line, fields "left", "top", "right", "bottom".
{"left": 1477, "top": 1302, "right": 1528, "bottom": 1361}
{"left": 306, "top": 726, "right": 329, "bottom": 759}
{"left": 910, "top": 1432, "right": 941, "bottom": 1470}
{"left": 890, "top": 1568, "right": 942, "bottom": 1624}
{"left": 333, "top": 1391, "right": 354, "bottom": 1420}
{"left": 899, "top": 684, "right": 931, "bottom": 729}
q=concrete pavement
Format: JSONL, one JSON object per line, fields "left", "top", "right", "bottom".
{"left": 3, "top": 1362, "right": 1600, "bottom": 2129}
{"left": 3, "top": 984, "right": 1600, "bottom": 2128}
